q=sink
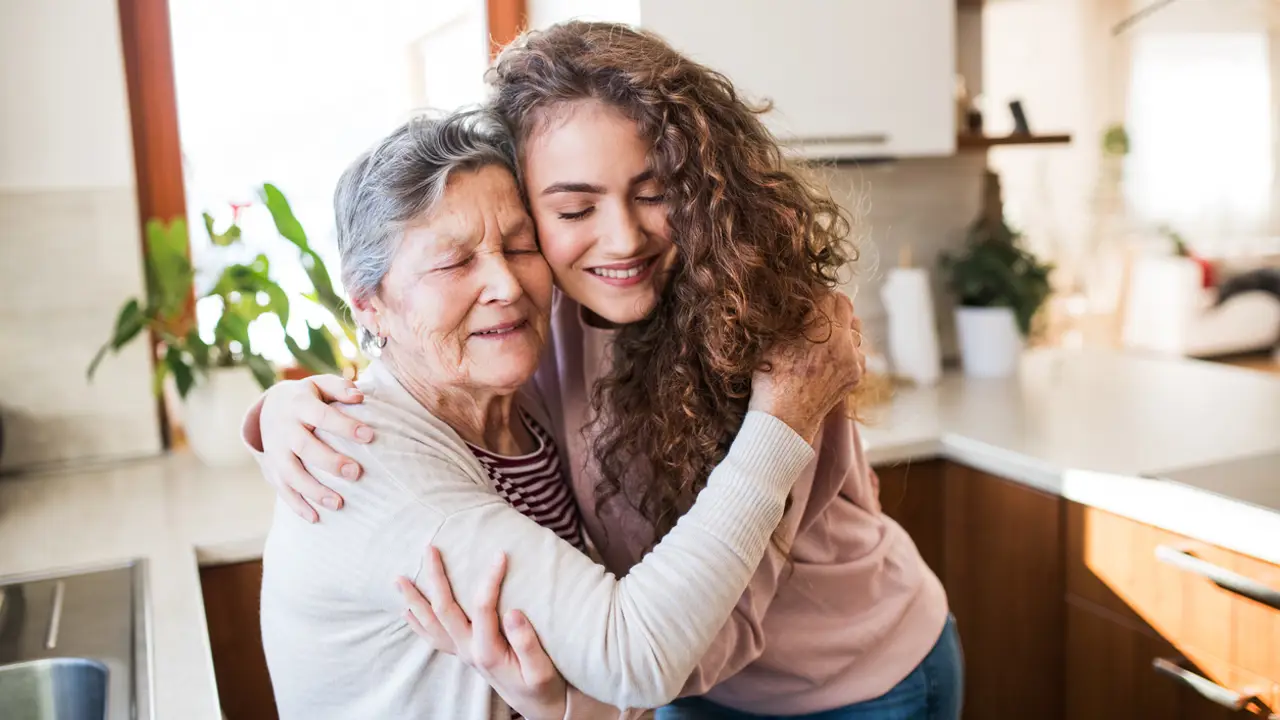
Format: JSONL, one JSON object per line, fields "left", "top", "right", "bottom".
{"left": 0, "top": 658, "right": 108, "bottom": 720}
{"left": 0, "top": 562, "right": 149, "bottom": 720}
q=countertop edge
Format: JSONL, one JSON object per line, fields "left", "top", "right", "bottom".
{"left": 867, "top": 438, "right": 1280, "bottom": 567}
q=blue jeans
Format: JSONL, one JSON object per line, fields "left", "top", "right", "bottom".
{"left": 656, "top": 614, "right": 964, "bottom": 720}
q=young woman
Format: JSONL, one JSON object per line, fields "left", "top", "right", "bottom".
{"left": 244, "top": 21, "right": 962, "bottom": 720}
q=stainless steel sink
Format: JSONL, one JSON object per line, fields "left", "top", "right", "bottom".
{"left": 0, "top": 562, "right": 149, "bottom": 720}
{"left": 0, "top": 658, "right": 109, "bottom": 720}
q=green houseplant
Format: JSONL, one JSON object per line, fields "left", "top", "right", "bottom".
{"left": 939, "top": 170, "right": 1054, "bottom": 377}
{"left": 88, "top": 212, "right": 292, "bottom": 465}
{"left": 259, "top": 182, "right": 360, "bottom": 376}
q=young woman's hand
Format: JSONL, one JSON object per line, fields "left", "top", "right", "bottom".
{"left": 750, "top": 291, "right": 864, "bottom": 443}
{"left": 397, "top": 547, "right": 568, "bottom": 720}
{"left": 250, "top": 375, "right": 373, "bottom": 522}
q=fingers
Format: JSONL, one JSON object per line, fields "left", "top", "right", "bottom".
{"left": 278, "top": 453, "right": 345, "bottom": 511}
{"left": 295, "top": 429, "right": 363, "bottom": 483}
{"left": 420, "top": 546, "right": 473, "bottom": 652}
{"left": 301, "top": 397, "right": 374, "bottom": 445}
{"left": 397, "top": 576, "right": 457, "bottom": 654}
{"left": 310, "top": 374, "right": 364, "bottom": 405}
{"left": 278, "top": 485, "right": 319, "bottom": 524}
{"left": 469, "top": 553, "right": 508, "bottom": 672}
{"left": 504, "top": 610, "right": 558, "bottom": 690}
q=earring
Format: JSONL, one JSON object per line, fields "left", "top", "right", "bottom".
{"left": 375, "top": 333, "right": 388, "bottom": 349}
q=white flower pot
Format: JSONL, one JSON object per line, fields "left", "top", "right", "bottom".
{"left": 182, "top": 366, "right": 263, "bottom": 467}
{"left": 955, "top": 306, "right": 1024, "bottom": 378}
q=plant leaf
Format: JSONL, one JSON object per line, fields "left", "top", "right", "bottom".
{"left": 166, "top": 346, "right": 195, "bottom": 398}
{"left": 245, "top": 353, "right": 277, "bottom": 390}
{"left": 216, "top": 309, "right": 252, "bottom": 352}
{"left": 88, "top": 298, "right": 147, "bottom": 379}
{"left": 186, "top": 328, "right": 210, "bottom": 370}
{"left": 285, "top": 335, "right": 338, "bottom": 375}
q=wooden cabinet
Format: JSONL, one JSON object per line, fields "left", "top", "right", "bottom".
{"left": 201, "top": 560, "right": 278, "bottom": 720}
{"left": 530, "top": 0, "right": 957, "bottom": 159}
{"left": 877, "top": 460, "right": 1066, "bottom": 720}
{"left": 876, "top": 459, "right": 946, "bottom": 575}
{"left": 1065, "top": 503, "right": 1280, "bottom": 718}
{"left": 942, "top": 463, "right": 1066, "bottom": 720}
{"left": 875, "top": 463, "right": 1280, "bottom": 719}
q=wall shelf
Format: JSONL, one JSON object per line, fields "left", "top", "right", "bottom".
{"left": 957, "top": 133, "right": 1073, "bottom": 150}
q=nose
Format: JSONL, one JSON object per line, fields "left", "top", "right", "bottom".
{"left": 598, "top": 204, "right": 646, "bottom": 258}
{"left": 477, "top": 251, "right": 524, "bottom": 306}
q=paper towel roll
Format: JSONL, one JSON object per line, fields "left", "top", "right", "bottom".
{"left": 879, "top": 267, "right": 942, "bottom": 386}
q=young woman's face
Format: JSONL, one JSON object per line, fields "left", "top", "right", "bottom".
{"left": 521, "top": 100, "right": 677, "bottom": 325}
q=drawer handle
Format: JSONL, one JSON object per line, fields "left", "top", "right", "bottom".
{"left": 1155, "top": 545, "right": 1280, "bottom": 611}
{"left": 1151, "top": 658, "right": 1265, "bottom": 712}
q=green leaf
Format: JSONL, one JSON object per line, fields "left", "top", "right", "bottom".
{"left": 88, "top": 298, "right": 147, "bottom": 379}
{"left": 166, "top": 346, "right": 195, "bottom": 398}
{"left": 260, "top": 183, "right": 309, "bottom": 248}
{"left": 307, "top": 324, "right": 339, "bottom": 370}
{"left": 144, "top": 217, "right": 194, "bottom": 321}
{"left": 284, "top": 324, "right": 343, "bottom": 374}
{"left": 186, "top": 328, "right": 210, "bottom": 370}
{"left": 215, "top": 310, "right": 252, "bottom": 351}
{"left": 285, "top": 336, "right": 338, "bottom": 375}
{"left": 244, "top": 353, "right": 277, "bottom": 390}
{"left": 203, "top": 211, "right": 243, "bottom": 247}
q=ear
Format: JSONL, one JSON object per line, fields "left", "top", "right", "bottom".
{"left": 349, "top": 294, "right": 384, "bottom": 338}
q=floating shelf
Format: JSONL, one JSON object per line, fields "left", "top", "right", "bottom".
{"left": 957, "top": 133, "right": 1073, "bottom": 150}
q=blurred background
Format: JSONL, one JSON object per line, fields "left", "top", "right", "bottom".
{"left": 2, "top": 2, "right": 1279, "bottom": 719}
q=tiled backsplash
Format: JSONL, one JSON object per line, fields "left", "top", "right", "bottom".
{"left": 0, "top": 188, "right": 162, "bottom": 472}
{"left": 825, "top": 153, "right": 988, "bottom": 358}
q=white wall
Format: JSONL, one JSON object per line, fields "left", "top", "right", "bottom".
{"left": 527, "top": 0, "right": 639, "bottom": 29}
{"left": 0, "top": 0, "right": 162, "bottom": 471}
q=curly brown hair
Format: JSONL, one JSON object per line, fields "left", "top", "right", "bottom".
{"left": 489, "top": 21, "right": 857, "bottom": 546}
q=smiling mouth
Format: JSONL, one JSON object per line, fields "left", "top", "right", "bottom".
{"left": 586, "top": 256, "right": 657, "bottom": 280}
{"left": 471, "top": 319, "right": 528, "bottom": 337}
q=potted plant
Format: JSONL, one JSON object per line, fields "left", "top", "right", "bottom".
{"left": 940, "top": 170, "right": 1054, "bottom": 377}
{"left": 87, "top": 212, "right": 291, "bottom": 466}
{"left": 259, "top": 182, "right": 361, "bottom": 377}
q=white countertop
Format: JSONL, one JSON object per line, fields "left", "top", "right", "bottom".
{"left": 1, "top": 348, "right": 1277, "bottom": 719}
{"left": 858, "top": 348, "right": 1280, "bottom": 564}
{"left": 0, "top": 453, "right": 275, "bottom": 720}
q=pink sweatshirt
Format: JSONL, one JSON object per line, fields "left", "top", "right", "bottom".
{"left": 535, "top": 293, "right": 949, "bottom": 715}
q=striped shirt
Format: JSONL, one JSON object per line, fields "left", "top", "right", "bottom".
{"left": 466, "top": 410, "right": 586, "bottom": 552}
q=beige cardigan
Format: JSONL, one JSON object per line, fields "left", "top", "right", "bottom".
{"left": 258, "top": 360, "right": 814, "bottom": 719}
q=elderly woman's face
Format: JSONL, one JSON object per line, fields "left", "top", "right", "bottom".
{"left": 370, "top": 166, "right": 551, "bottom": 393}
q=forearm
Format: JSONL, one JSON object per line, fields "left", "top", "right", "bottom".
{"left": 425, "top": 412, "right": 813, "bottom": 709}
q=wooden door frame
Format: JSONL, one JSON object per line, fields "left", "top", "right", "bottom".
{"left": 487, "top": 0, "right": 527, "bottom": 59}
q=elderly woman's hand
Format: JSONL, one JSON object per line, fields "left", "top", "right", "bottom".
{"left": 249, "top": 374, "right": 374, "bottom": 522}
{"left": 749, "top": 291, "right": 864, "bottom": 444}
{"left": 397, "top": 548, "right": 569, "bottom": 720}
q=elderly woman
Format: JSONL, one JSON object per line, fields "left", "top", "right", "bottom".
{"left": 259, "top": 110, "right": 861, "bottom": 719}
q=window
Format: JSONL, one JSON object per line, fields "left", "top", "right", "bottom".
{"left": 169, "top": 0, "right": 488, "bottom": 363}
{"left": 1125, "top": 32, "right": 1273, "bottom": 251}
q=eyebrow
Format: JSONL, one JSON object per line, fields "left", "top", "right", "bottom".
{"left": 539, "top": 170, "right": 656, "bottom": 196}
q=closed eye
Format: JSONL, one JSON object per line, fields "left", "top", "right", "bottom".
{"left": 636, "top": 194, "right": 665, "bottom": 205}
{"left": 438, "top": 256, "right": 473, "bottom": 272}
{"left": 558, "top": 207, "right": 594, "bottom": 221}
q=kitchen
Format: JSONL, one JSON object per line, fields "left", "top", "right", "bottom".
{"left": 1, "top": 0, "right": 1279, "bottom": 719}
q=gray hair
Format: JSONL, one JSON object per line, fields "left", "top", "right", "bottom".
{"left": 333, "top": 109, "right": 518, "bottom": 348}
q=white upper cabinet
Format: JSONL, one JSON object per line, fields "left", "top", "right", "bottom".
{"left": 528, "top": 0, "right": 957, "bottom": 158}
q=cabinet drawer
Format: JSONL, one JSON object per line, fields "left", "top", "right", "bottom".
{"left": 1067, "top": 503, "right": 1280, "bottom": 690}
{"left": 1065, "top": 503, "right": 1187, "bottom": 639}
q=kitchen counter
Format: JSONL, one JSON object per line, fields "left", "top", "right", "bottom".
{"left": 0, "top": 453, "right": 275, "bottom": 720}
{"left": 858, "top": 348, "right": 1280, "bottom": 564}
{"left": 0, "top": 348, "right": 1277, "bottom": 719}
